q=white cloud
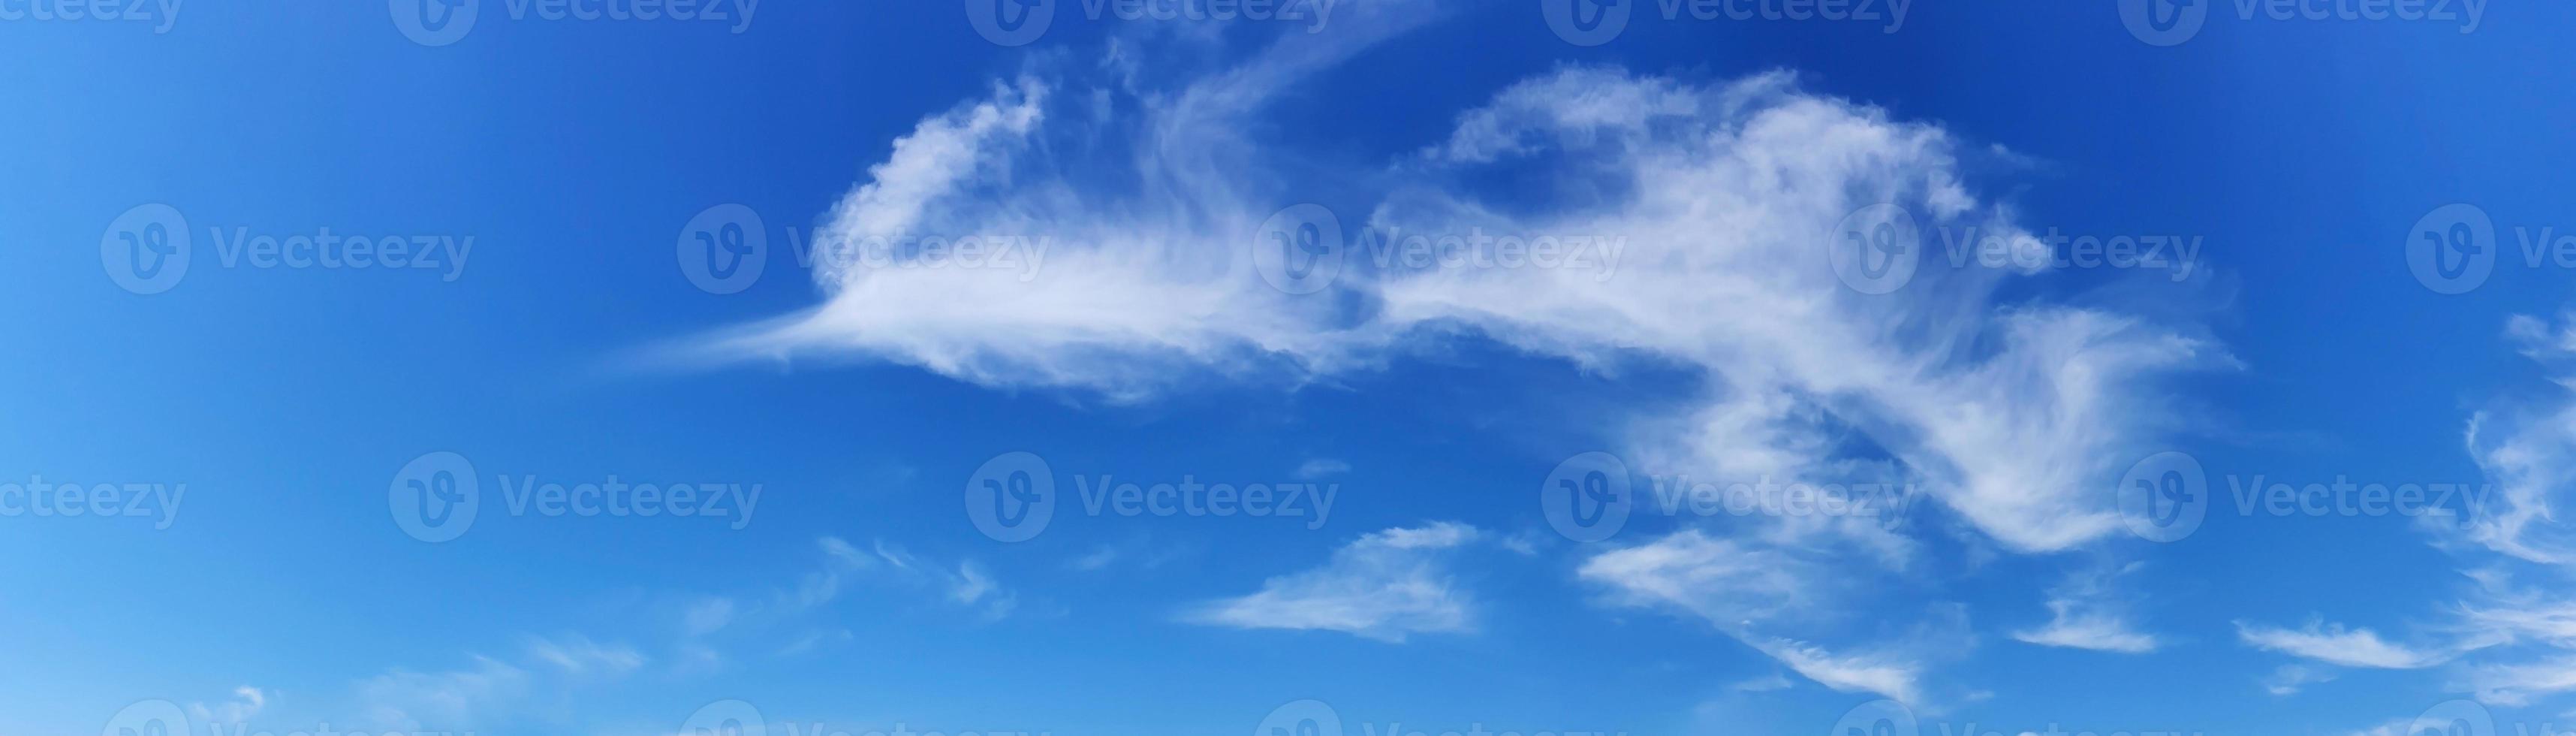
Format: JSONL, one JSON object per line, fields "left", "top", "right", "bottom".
{"left": 682, "top": 597, "right": 736, "bottom": 637}
{"left": 2466, "top": 654, "right": 2576, "bottom": 705}
{"left": 1295, "top": 458, "right": 1352, "bottom": 479}
{"left": 2260, "top": 665, "right": 2334, "bottom": 696}
{"left": 2010, "top": 565, "right": 2162, "bottom": 654}
{"left": 1068, "top": 544, "right": 1122, "bottom": 572}
{"left": 523, "top": 635, "right": 646, "bottom": 677}
{"left": 1747, "top": 637, "right": 1927, "bottom": 706}
{"left": 2460, "top": 312, "right": 2576, "bottom": 564}
{"left": 1183, "top": 522, "right": 1478, "bottom": 642}
{"left": 1577, "top": 529, "right": 1818, "bottom": 624}
{"left": 690, "top": 48, "right": 2217, "bottom": 557}
{"left": 2235, "top": 620, "right": 2445, "bottom": 669}
{"left": 676, "top": 5, "right": 2225, "bottom": 706}
{"left": 2013, "top": 613, "right": 2160, "bottom": 655}
{"left": 188, "top": 686, "right": 267, "bottom": 724}
{"left": 356, "top": 656, "right": 530, "bottom": 732}
{"left": 860, "top": 539, "right": 1020, "bottom": 620}
{"left": 819, "top": 535, "right": 872, "bottom": 569}
{"left": 1576, "top": 529, "right": 1954, "bottom": 704}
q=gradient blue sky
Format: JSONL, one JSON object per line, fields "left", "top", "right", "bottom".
{"left": 8, "top": 2, "right": 2576, "bottom": 735}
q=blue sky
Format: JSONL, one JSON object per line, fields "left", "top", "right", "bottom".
{"left": 8, "top": 1, "right": 2576, "bottom": 734}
